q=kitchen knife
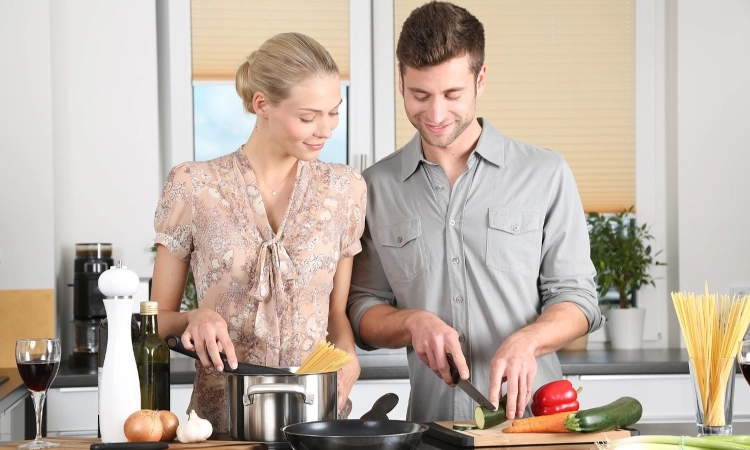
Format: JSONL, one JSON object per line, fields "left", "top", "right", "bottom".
{"left": 165, "top": 334, "right": 291, "bottom": 375}
{"left": 446, "top": 353, "right": 496, "bottom": 410}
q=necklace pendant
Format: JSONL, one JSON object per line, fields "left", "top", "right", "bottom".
{"left": 272, "top": 191, "right": 277, "bottom": 196}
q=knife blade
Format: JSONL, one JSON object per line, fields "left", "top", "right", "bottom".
{"left": 446, "top": 353, "right": 496, "bottom": 410}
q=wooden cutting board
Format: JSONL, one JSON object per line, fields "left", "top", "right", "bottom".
{"left": 0, "top": 437, "right": 267, "bottom": 450}
{"left": 425, "top": 420, "right": 635, "bottom": 447}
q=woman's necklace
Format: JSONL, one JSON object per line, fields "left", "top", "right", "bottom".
{"left": 254, "top": 170, "right": 286, "bottom": 196}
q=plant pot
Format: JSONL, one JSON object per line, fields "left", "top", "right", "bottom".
{"left": 560, "top": 334, "right": 589, "bottom": 351}
{"left": 607, "top": 307, "right": 646, "bottom": 349}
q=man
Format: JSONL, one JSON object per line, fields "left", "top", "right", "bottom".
{"left": 347, "top": 1, "right": 603, "bottom": 423}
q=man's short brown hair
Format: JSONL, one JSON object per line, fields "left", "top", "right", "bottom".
{"left": 396, "top": 1, "right": 485, "bottom": 78}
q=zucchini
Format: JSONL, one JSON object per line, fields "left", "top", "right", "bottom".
{"left": 453, "top": 423, "right": 478, "bottom": 431}
{"left": 563, "top": 396, "right": 642, "bottom": 433}
{"left": 474, "top": 395, "right": 507, "bottom": 430}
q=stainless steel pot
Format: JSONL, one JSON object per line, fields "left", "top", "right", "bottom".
{"left": 227, "top": 369, "right": 337, "bottom": 443}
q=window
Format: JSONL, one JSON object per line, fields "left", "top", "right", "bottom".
{"left": 393, "top": 0, "right": 635, "bottom": 213}
{"left": 189, "top": 0, "right": 351, "bottom": 164}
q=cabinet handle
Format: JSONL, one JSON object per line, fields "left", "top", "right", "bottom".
{"left": 58, "top": 387, "right": 98, "bottom": 393}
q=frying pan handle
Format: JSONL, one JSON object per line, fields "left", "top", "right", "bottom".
{"left": 165, "top": 333, "right": 231, "bottom": 369}
{"left": 243, "top": 383, "right": 314, "bottom": 406}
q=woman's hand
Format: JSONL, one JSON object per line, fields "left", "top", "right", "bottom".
{"left": 182, "top": 307, "right": 238, "bottom": 373}
{"left": 336, "top": 357, "right": 360, "bottom": 415}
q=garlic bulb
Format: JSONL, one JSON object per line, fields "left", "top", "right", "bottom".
{"left": 176, "top": 410, "right": 213, "bottom": 443}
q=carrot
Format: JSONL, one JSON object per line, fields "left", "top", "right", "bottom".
{"left": 502, "top": 411, "right": 571, "bottom": 433}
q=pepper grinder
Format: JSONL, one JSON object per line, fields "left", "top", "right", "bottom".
{"left": 97, "top": 260, "right": 141, "bottom": 443}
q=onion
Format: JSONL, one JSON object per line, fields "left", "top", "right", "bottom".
{"left": 124, "top": 409, "right": 180, "bottom": 442}
{"left": 159, "top": 410, "right": 179, "bottom": 442}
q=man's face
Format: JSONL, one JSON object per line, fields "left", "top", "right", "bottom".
{"left": 399, "top": 55, "right": 485, "bottom": 149}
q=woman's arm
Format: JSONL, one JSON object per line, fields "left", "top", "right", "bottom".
{"left": 152, "top": 244, "right": 191, "bottom": 336}
{"left": 327, "top": 256, "right": 361, "bottom": 413}
{"left": 152, "top": 244, "right": 238, "bottom": 372}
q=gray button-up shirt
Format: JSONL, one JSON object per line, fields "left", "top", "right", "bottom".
{"left": 347, "top": 119, "right": 602, "bottom": 423}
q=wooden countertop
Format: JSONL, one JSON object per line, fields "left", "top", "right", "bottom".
{"left": 0, "top": 438, "right": 267, "bottom": 449}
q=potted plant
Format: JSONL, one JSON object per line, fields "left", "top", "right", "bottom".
{"left": 587, "top": 206, "right": 663, "bottom": 349}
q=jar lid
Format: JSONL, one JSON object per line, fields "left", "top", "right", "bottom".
{"left": 97, "top": 261, "right": 139, "bottom": 297}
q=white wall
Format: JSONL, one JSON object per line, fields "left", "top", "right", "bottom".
{"left": 48, "top": 1, "right": 161, "bottom": 356}
{"left": 0, "top": 1, "right": 55, "bottom": 290}
{"left": 675, "top": 1, "right": 750, "bottom": 296}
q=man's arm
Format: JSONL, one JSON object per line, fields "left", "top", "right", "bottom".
{"left": 348, "top": 219, "right": 473, "bottom": 386}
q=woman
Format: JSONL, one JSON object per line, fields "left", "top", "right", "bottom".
{"left": 151, "top": 32, "right": 366, "bottom": 433}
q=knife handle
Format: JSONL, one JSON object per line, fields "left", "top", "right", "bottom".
{"left": 90, "top": 442, "right": 169, "bottom": 450}
{"left": 446, "top": 353, "right": 460, "bottom": 384}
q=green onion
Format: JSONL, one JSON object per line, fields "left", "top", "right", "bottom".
{"left": 606, "top": 435, "right": 750, "bottom": 450}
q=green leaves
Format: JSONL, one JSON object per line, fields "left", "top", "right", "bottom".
{"left": 587, "top": 206, "right": 664, "bottom": 309}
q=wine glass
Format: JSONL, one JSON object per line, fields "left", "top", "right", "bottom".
{"left": 15, "top": 338, "right": 61, "bottom": 449}
{"left": 738, "top": 340, "right": 750, "bottom": 391}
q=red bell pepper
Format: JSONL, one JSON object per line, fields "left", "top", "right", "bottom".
{"left": 530, "top": 379, "right": 582, "bottom": 416}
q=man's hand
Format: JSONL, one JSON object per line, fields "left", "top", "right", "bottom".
{"left": 406, "top": 311, "right": 469, "bottom": 385}
{"left": 488, "top": 336, "right": 538, "bottom": 420}
{"left": 182, "top": 307, "right": 238, "bottom": 373}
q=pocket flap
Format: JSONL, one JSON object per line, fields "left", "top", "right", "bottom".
{"left": 488, "top": 209, "right": 540, "bottom": 235}
{"left": 379, "top": 218, "right": 422, "bottom": 248}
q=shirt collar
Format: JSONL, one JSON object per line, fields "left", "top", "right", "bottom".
{"left": 400, "top": 118, "right": 506, "bottom": 182}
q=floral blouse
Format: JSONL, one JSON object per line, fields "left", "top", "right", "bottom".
{"left": 154, "top": 148, "right": 367, "bottom": 432}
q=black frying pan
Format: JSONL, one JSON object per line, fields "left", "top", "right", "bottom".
{"left": 165, "top": 333, "right": 291, "bottom": 375}
{"left": 282, "top": 393, "right": 428, "bottom": 450}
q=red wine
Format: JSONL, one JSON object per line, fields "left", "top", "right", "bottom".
{"left": 741, "top": 363, "right": 750, "bottom": 385}
{"left": 17, "top": 361, "right": 60, "bottom": 391}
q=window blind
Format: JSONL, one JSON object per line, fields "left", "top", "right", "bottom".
{"left": 394, "top": 0, "right": 635, "bottom": 213}
{"left": 191, "top": 0, "right": 350, "bottom": 80}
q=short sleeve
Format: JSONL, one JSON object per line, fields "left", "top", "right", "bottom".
{"left": 153, "top": 162, "right": 194, "bottom": 262}
{"left": 340, "top": 169, "right": 367, "bottom": 259}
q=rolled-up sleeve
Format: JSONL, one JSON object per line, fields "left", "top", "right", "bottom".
{"left": 538, "top": 157, "right": 603, "bottom": 333}
{"left": 347, "top": 217, "right": 398, "bottom": 350}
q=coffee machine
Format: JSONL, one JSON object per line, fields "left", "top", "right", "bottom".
{"left": 69, "top": 243, "right": 113, "bottom": 369}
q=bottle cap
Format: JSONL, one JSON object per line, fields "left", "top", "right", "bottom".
{"left": 140, "top": 301, "right": 159, "bottom": 315}
{"left": 98, "top": 260, "right": 140, "bottom": 297}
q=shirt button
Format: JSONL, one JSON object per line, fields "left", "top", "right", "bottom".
{"left": 458, "top": 335, "right": 466, "bottom": 343}
{"left": 437, "top": 185, "right": 444, "bottom": 191}
{"left": 449, "top": 219, "right": 456, "bottom": 226}
{"left": 452, "top": 257, "right": 459, "bottom": 265}
{"left": 455, "top": 296, "right": 463, "bottom": 303}
{"left": 397, "top": 237, "right": 402, "bottom": 243}
{"left": 512, "top": 224, "right": 520, "bottom": 232}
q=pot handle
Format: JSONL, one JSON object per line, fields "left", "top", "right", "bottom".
{"left": 244, "top": 383, "right": 314, "bottom": 406}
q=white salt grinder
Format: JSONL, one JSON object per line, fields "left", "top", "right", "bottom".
{"left": 98, "top": 260, "right": 141, "bottom": 442}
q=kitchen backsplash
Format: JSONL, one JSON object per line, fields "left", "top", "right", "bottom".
{"left": 0, "top": 289, "right": 55, "bottom": 368}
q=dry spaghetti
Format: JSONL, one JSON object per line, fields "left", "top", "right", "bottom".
{"left": 672, "top": 282, "right": 750, "bottom": 427}
{"left": 296, "top": 341, "right": 352, "bottom": 374}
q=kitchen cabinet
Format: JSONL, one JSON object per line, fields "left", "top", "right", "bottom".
{"left": 46, "top": 384, "right": 195, "bottom": 437}
{"left": 349, "top": 379, "right": 411, "bottom": 420}
{"left": 567, "top": 374, "right": 750, "bottom": 423}
{"left": 0, "top": 396, "right": 25, "bottom": 442}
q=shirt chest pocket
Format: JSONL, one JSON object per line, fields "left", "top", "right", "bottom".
{"left": 377, "top": 217, "right": 426, "bottom": 283}
{"left": 486, "top": 209, "right": 541, "bottom": 274}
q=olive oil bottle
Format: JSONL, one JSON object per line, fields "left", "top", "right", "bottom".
{"left": 133, "top": 301, "right": 170, "bottom": 410}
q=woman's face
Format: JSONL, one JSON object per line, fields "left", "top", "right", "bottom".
{"left": 266, "top": 75, "right": 342, "bottom": 161}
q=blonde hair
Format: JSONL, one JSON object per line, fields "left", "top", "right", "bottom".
{"left": 236, "top": 32, "right": 339, "bottom": 114}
